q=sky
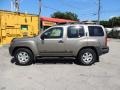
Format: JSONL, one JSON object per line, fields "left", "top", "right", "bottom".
{"left": 0, "top": 0, "right": 120, "bottom": 21}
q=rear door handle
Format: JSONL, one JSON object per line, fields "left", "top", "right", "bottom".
{"left": 58, "top": 40, "right": 64, "bottom": 43}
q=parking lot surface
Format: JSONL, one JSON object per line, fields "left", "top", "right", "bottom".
{"left": 0, "top": 39, "right": 120, "bottom": 90}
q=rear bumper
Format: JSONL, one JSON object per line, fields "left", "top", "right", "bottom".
{"left": 97, "top": 46, "right": 109, "bottom": 56}
{"left": 101, "top": 47, "right": 109, "bottom": 54}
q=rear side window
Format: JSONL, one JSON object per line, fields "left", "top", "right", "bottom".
{"left": 88, "top": 26, "right": 104, "bottom": 36}
{"left": 67, "top": 26, "right": 84, "bottom": 38}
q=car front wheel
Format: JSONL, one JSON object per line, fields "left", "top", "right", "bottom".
{"left": 14, "top": 48, "right": 34, "bottom": 65}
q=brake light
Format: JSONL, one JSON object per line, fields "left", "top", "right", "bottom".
{"left": 105, "top": 36, "right": 107, "bottom": 46}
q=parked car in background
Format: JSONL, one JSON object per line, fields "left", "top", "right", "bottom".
{"left": 108, "top": 27, "right": 120, "bottom": 39}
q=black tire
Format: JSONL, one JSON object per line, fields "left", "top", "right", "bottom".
{"left": 77, "top": 48, "right": 97, "bottom": 65}
{"left": 14, "top": 48, "right": 34, "bottom": 66}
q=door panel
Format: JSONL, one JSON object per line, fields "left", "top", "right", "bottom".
{"left": 38, "top": 27, "right": 67, "bottom": 56}
{"left": 64, "top": 26, "right": 86, "bottom": 56}
{"left": 39, "top": 39, "right": 67, "bottom": 56}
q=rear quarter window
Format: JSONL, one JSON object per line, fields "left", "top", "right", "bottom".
{"left": 88, "top": 26, "right": 104, "bottom": 36}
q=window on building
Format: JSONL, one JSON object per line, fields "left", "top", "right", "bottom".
{"left": 21, "top": 25, "right": 28, "bottom": 30}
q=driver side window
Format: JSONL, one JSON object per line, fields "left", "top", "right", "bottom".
{"left": 42, "top": 27, "right": 63, "bottom": 39}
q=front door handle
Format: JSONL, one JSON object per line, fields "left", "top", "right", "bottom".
{"left": 58, "top": 40, "right": 64, "bottom": 43}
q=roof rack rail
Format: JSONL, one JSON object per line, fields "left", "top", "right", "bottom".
{"left": 55, "top": 22, "right": 80, "bottom": 25}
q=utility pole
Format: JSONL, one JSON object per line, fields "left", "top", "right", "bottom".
{"left": 15, "top": 0, "right": 20, "bottom": 12}
{"left": 97, "top": 0, "right": 101, "bottom": 25}
{"left": 38, "top": 0, "right": 42, "bottom": 32}
{"left": 11, "top": 0, "right": 20, "bottom": 12}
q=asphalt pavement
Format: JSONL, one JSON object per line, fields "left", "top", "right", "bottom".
{"left": 0, "top": 39, "right": 120, "bottom": 90}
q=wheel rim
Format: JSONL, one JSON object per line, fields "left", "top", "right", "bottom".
{"left": 17, "top": 51, "right": 30, "bottom": 64}
{"left": 82, "top": 52, "right": 93, "bottom": 64}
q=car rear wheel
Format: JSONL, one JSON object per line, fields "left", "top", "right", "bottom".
{"left": 14, "top": 48, "right": 34, "bottom": 65}
{"left": 77, "top": 48, "right": 97, "bottom": 65}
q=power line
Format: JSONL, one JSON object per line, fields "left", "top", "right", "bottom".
{"left": 102, "top": 9, "right": 120, "bottom": 13}
{"left": 59, "top": 0, "right": 98, "bottom": 20}
{"left": 60, "top": 0, "right": 94, "bottom": 12}
{"left": 60, "top": 0, "right": 80, "bottom": 11}
{"left": 42, "top": 4, "right": 96, "bottom": 16}
{"left": 42, "top": 4, "right": 60, "bottom": 11}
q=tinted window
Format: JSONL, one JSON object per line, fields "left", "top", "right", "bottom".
{"left": 42, "top": 27, "right": 63, "bottom": 39}
{"left": 88, "top": 26, "right": 104, "bottom": 36}
{"left": 67, "top": 26, "right": 84, "bottom": 38}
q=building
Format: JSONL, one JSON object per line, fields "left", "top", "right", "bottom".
{"left": 0, "top": 10, "right": 77, "bottom": 45}
{"left": 40, "top": 17, "right": 77, "bottom": 30}
{"left": 0, "top": 10, "right": 39, "bottom": 45}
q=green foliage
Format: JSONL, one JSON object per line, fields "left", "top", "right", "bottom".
{"left": 109, "top": 17, "right": 120, "bottom": 27}
{"left": 51, "top": 11, "right": 79, "bottom": 21}
{"left": 100, "top": 16, "right": 120, "bottom": 28}
{"left": 100, "top": 21, "right": 110, "bottom": 27}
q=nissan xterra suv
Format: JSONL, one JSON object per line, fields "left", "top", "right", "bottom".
{"left": 9, "top": 24, "right": 109, "bottom": 65}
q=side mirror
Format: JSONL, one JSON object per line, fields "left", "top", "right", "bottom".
{"left": 40, "top": 34, "right": 45, "bottom": 40}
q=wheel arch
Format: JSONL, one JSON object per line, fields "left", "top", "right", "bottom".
{"left": 12, "top": 47, "right": 34, "bottom": 57}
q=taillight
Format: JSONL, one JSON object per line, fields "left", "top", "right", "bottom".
{"left": 105, "top": 36, "right": 107, "bottom": 46}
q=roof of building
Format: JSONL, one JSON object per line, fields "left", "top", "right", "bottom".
{"left": 0, "top": 9, "right": 38, "bottom": 16}
{"left": 41, "top": 17, "right": 77, "bottom": 23}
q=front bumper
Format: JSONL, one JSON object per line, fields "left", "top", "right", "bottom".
{"left": 9, "top": 45, "right": 14, "bottom": 56}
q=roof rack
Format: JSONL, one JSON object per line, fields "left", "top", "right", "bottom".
{"left": 55, "top": 22, "right": 80, "bottom": 25}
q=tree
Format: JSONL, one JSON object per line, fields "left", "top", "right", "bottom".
{"left": 100, "top": 21, "right": 110, "bottom": 28}
{"left": 51, "top": 11, "right": 79, "bottom": 21}
{"left": 100, "top": 16, "right": 120, "bottom": 28}
{"left": 109, "top": 17, "right": 120, "bottom": 27}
